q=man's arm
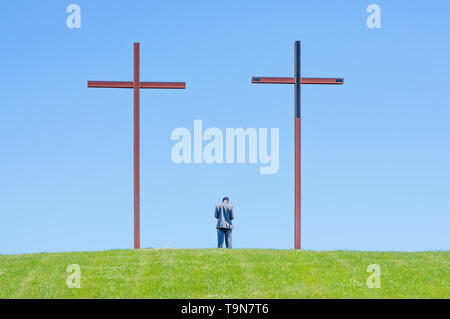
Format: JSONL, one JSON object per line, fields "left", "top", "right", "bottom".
{"left": 215, "top": 205, "right": 219, "bottom": 219}
{"left": 230, "top": 206, "right": 234, "bottom": 220}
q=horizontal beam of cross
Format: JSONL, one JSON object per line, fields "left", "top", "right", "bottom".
{"left": 252, "top": 77, "right": 344, "bottom": 85}
{"left": 87, "top": 81, "right": 186, "bottom": 89}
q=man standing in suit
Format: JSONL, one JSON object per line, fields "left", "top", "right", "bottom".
{"left": 215, "top": 197, "right": 234, "bottom": 248}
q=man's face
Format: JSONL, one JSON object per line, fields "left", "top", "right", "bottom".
{"left": 224, "top": 200, "right": 229, "bottom": 204}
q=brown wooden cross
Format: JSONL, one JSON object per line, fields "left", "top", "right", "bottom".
{"left": 252, "top": 41, "right": 343, "bottom": 249}
{"left": 88, "top": 42, "right": 186, "bottom": 249}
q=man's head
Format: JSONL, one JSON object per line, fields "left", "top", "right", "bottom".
{"left": 222, "top": 196, "right": 230, "bottom": 204}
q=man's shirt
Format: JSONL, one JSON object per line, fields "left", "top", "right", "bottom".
{"left": 215, "top": 203, "right": 234, "bottom": 229}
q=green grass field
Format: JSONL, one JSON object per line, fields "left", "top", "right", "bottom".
{"left": 0, "top": 249, "right": 448, "bottom": 299}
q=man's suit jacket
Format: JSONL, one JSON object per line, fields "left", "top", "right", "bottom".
{"left": 215, "top": 203, "right": 234, "bottom": 229}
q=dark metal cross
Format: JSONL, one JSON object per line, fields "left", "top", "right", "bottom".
{"left": 88, "top": 42, "right": 186, "bottom": 249}
{"left": 252, "top": 41, "right": 343, "bottom": 250}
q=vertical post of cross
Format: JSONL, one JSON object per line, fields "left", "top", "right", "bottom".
{"left": 133, "top": 43, "right": 140, "bottom": 249}
{"left": 294, "top": 41, "right": 301, "bottom": 250}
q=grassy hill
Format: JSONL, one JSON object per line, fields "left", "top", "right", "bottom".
{"left": 0, "top": 249, "right": 448, "bottom": 298}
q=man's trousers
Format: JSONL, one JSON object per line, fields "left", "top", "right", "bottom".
{"left": 217, "top": 228, "right": 232, "bottom": 248}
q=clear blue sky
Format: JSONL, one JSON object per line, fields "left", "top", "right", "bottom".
{"left": 1, "top": 1, "right": 449, "bottom": 254}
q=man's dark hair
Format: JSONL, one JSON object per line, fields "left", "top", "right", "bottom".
{"left": 223, "top": 196, "right": 230, "bottom": 202}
